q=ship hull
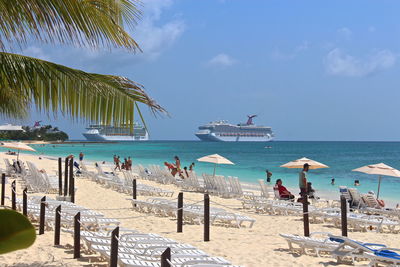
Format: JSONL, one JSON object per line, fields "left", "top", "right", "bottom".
{"left": 83, "top": 133, "right": 148, "bottom": 141}
{"left": 195, "top": 133, "right": 273, "bottom": 142}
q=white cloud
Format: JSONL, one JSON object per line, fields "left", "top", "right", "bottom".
{"left": 295, "top": 41, "right": 310, "bottom": 52}
{"left": 208, "top": 53, "right": 237, "bottom": 67}
{"left": 270, "top": 49, "right": 295, "bottom": 61}
{"left": 325, "top": 48, "right": 397, "bottom": 77}
{"left": 337, "top": 27, "right": 352, "bottom": 39}
{"left": 270, "top": 41, "right": 309, "bottom": 61}
{"left": 22, "top": 46, "right": 51, "bottom": 61}
{"left": 133, "top": 0, "right": 185, "bottom": 60}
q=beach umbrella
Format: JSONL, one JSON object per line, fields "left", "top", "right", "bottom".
{"left": 197, "top": 154, "right": 234, "bottom": 176}
{"left": 352, "top": 163, "right": 400, "bottom": 199}
{"left": 280, "top": 157, "right": 329, "bottom": 169}
{"left": 0, "top": 142, "right": 36, "bottom": 160}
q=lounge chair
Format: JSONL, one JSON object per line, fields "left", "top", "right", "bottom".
{"left": 348, "top": 188, "right": 365, "bottom": 209}
{"left": 280, "top": 232, "right": 344, "bottom": 257}
{"left": 328, "top": 234, "right": 396, "bottom": 264}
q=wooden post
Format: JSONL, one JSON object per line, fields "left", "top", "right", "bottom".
{"left": 58, "top": 157, "right": 62, "bottom": 196}
{"left": 110, "top": 227, "right": 119, "bottom": 267}
{"left": 341, "top": 195, "right": 348, "bottom": 237}
{"left": 132, "top": 179, "right": 137, "bottom": 207}
{"left": 54, "top": 205, "right": 61, "bottom": 245}
{"left": 23, "top": 188, "right": 27, "bottom": 216}
{"left": 73, "top": 212, "right": 80, "bottom": 258}
{"left": 64, "top": 158, "right": 69, "bottom": 196}
{"left": 160, "top": 247, "right": 171, "bottom": 267}
{"left": 11, "top": 180, "right": 16, "bottom": 210}
{"left": 69, "top": 159, "right": 74, "bottom": 203}
{"left": 204, "top": 193, "right": 210, "bottom": 242}
{"left": 177, "top": 192, "right": 183, "bottom": 233}
{"left": 39, "top": 196, "right": 46, "bottom": 235}
{"left": 302, "top": 195, "right": 310, "bottom": 237}
{"left": 1, "top": 173, "right": 5, "bottom": 206}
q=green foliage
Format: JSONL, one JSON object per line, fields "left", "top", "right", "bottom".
{"left": 0, "top": 125, "right": 69, "bottom": 141}
{"left": 0, "top": 209, "right": 36, "bottom": 254}
{"left": 0, "top": 0, "right": 166, "bottom": 127}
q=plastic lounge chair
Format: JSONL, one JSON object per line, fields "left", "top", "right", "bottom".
{"left": 328, "top": 234, "right": 389, "bottom": 263}
{"left": 348, "top": 188, "right": 365, "bottom": 209}
{"left": 279, "top": 232, "right": 344, "bottom": 257}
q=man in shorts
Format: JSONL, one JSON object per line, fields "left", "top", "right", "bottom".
{"left": 299, "top": 163, "right": 309, "bottom": 198}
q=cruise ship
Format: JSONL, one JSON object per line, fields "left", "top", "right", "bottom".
{"left": 82, "top": 123, "right": 148, "bottom": 141}
{"left": 195, "top": 115, "right": 274, "bottom": 142}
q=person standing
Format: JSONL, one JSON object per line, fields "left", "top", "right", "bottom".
{"left": 183, "top": 166, "right": 190, "bottom": 178}
{"left": 79, "top": 152, "right": 84, "bottom": 162}
{"left": 174, "top": 156, "right": 181, "bottom": 171}
{"left": 127, "top": 157, "right": 132, "bottom": 171}
{"left": 189, "top": 162, "right": 195, "bottom": 172}
{"left": 299, "top": 163, "right": 309, "bottom": 198}
{"left": 114, "top": 156, "right": 121, "bottom": 171}
{"left": 266, "top": 169, "right": 272, "bottom": 183}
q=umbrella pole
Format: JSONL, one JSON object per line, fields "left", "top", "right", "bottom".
{"left": 17, "top": 150, "right": 19, "bottom": 161}
{"left": 377, "top": 175, "right": 382, "bottom": 199}
{"left": 213, "top": 164, "right": 216, "bottom": 177}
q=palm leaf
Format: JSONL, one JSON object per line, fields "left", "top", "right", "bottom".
{"left": 0, "top": 52, "right": 165, "bottom": 124}
{"left": 0, "top": 0, "right": 142, "bottom": 51}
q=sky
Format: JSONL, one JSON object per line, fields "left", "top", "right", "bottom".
{"left": 3, "top": 0, "right": 400, "bottom": 141}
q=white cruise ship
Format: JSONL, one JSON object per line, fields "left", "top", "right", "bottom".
{"left": 195, "top": 115, "right": 274, "bottom": 142}
{"left": 82, "top": 123, "right": 148, "bottom": 141}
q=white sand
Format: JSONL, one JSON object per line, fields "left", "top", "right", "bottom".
{"left": 0, "top": 152, "right": 399, "bottom": 267}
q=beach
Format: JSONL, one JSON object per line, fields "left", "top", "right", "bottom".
{"left": 19, "top": 141, "right": 400, "bottom": 207}
{"left": 1, "top": 151, "right": 400, "bottom": 267}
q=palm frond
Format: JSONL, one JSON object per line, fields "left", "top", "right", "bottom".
{"left": 0, "top": 0, "right": 142, "bottom": 51}
{"left": 0, "top": 52, "right": 165, "bottom": 125}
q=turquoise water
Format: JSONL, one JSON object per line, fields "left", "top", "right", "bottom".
{"left": 4, "top": 141, "right": 400, "bottom": 203}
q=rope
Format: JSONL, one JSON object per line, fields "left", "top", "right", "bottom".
{"left": 114, "top": 236, "right": 155, "bottom": 261}
{"left": 76, "top": 219, "right": 94, "bottom": 232}
{"left": 85, "top": 207, "right": 132, "bottom": 211}
{"left": 166, "top": 259, "right": 175, "bottom": 266}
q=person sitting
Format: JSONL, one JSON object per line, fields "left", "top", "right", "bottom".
{"left": 164, "top": 162, "right": 178, "bottom": 177}
{"left": 274, "top": 179, "right": 295, "bottom": 200}
{"left": 306, "top": 182, "right": 316, "bottom": 198}
{"left": 73, "top": 161, "right": 82, "bottom": 174}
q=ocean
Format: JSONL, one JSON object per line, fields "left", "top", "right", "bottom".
{"left": 5, "top": 141, "right": 400, "bottom": 204}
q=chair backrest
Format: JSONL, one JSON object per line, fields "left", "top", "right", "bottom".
{"left": 233, "top": 177, "right": 243, "bottom": 195}
{"left": 273, "top": 186, "right": 281, "bottom": 199}
{"left": 218, "top": 176, "right": 229, "bottom": 194}
{"left": 226, "top": 177, "right": 236, "bottom": 195}
{"left": 362, "top": 194, "right": 380, "bottom": 209}
{"left": 348, "top": 188, "right": 364, "bottom": 208}
{"left": 80, "top": 162, "right": 88, "bottom": 172}
{"left": 258, "top": 180, "right": 268, "bottom": 197}
{"left": 328, "top": 235, "right": 377, "bottom": 253}
{"left": 339, "top": 186, "right": 352, "bottom": 201}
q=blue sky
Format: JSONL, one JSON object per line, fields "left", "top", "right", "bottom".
{"left": 3, "top": 0, "right": 400, "bottom": 141}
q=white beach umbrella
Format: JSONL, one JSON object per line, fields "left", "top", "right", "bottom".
{"left": 0, "top": 142, "right": 36, "bottom": 160}
{"left": 352, "top": 163, "right": 400, "bottom": 199}
{"left": 280, "top": 157, "right": 329, "bottom": 170}
{"left": 197, "top": 154, "right": 234, "bottom": 176}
